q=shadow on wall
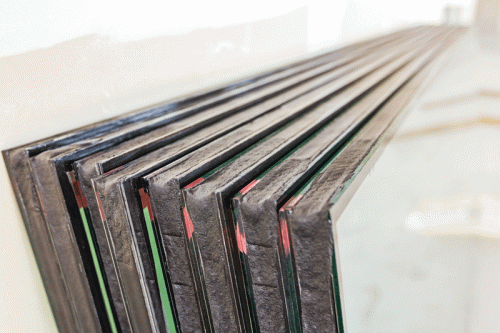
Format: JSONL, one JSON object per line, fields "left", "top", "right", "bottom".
{"left": 473, "top": 0, "right": 500, "bottom": 53}
{"left": 0, "top": 7, "right": 308, "bottom": 148}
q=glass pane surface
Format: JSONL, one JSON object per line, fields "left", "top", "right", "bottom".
{"left": 335, "top": 38, "right": 500, "bottom": 333}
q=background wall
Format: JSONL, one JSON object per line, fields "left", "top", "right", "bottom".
{"left": 0, "top": 1, "right": 475, "bottom": 331}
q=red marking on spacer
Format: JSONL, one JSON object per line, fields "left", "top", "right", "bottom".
{"left": 96, "top": 191, "right": 106, "bottom": 222}
{"left": 280, "top": 216, "right": 291, "bottom": 256}
{"left": 138, "top": 188, "right": 154, "bottom": 220}
{"left": 239, "top": 179, "right": 260, "bottom": 195}
{"left": 183, "top": 207, "right": 194, "bottom": 240}
{"left": 184, "top": 177, "right": 204, "bottom": 189}
{"left": 290, "top": 194, "right": 303, "bottom": 207}
{"left": 72, "top": 179, "right": 88, "bottom": 209}
{"left": 37, "top": 190, "right": 46, "bottom": 213}
{"left": 236, "top": 223, "right": 247, "bottom": 254}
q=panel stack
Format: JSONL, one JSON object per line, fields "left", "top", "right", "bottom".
{"left": 4, "top": 26, "right": 464, "bottom": 333}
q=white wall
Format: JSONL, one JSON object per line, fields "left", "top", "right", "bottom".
{"left": 1, "top": 0, "right": 475, "bottom": 58}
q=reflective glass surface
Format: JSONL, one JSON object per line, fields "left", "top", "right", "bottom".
{"left": 335, "top": 35, "right": 500, "bottom": 333}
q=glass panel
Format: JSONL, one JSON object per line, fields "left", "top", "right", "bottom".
{"left": 336, "top": 77, "right": 500, "bottom": 332}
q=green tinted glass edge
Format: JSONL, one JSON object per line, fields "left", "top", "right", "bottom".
{"left": 78, "top": 207, "right": 118, "bottom": 333}
{"left": 143, "top": 207, "right": 177, "bottom": 333}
